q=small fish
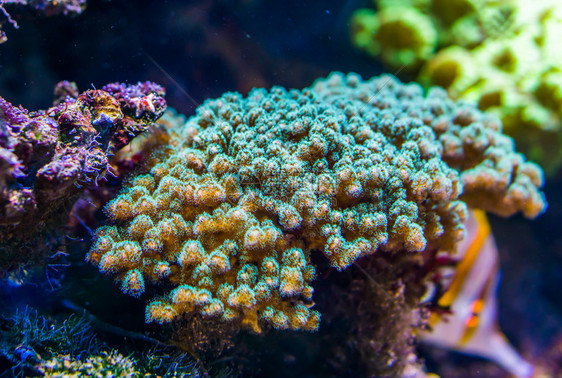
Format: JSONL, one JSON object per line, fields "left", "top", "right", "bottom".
{"left": 421, "top": 210, "right": 534, "bottom": 378}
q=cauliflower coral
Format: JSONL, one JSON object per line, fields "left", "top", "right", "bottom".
{"left": 87, "top": 72, "right": 545, "bottom": 335}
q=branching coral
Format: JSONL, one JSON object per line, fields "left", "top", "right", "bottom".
{"left": 0, "top": 80, "right": 166, "bottom": 275}
{"left": 87, "top": 72, "right": 545, "bottom": 338}
{"left": 351, "top": 0, "right": 562, "bottom": 175}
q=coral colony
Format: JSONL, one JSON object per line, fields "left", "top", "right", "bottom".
{"left": 87, "top": 73, "right": 545, "bottom": 335}
{"left": 0, "top": 81, "right": 166, "bottom": 274}
{"left": 351, "top": 0, "right": 562, "bottom": 175}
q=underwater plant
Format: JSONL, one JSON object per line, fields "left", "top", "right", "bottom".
{"left": 0, "top": 306, "right": 207, "bottom": 377}
{"left": 0, "top": 307, "right": 100, "bottom": 376}
{"left": 0, "top": 80, "right": 166, "bottom": 276}
{"left": 86, "top": 72, "right": 545, "bottom": 374}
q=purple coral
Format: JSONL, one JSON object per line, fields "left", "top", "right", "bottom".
{"left": 0, "top": 80, "right": 166, "bottom": 275}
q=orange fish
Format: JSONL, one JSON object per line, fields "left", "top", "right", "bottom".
{"left": 421, "top": 210, "right": 534, "bottom": 378}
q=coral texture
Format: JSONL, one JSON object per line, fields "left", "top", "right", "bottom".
{"left": 0, "top": 81, "right": 166, "bottom": 274}
{"left": 87, "top": 72, "right": 545, "bottom": 335}
{"left": 351, "top": 0, "right": 562, "bottom": 175}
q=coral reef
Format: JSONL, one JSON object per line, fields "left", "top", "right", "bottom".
{"left": 351, "top": 0, "right": 562, "bottom": 175}
{"left": 87, "top": 72, "right": 545, "bottom": 340}
{"left": 0, "top": 0, "right": 86, "bottom": 43}
{"left": 0, "top": 0, "right": 556, "bottom": 376}
{"left": 0, "top": 81, "right": 166, "bottom": 275}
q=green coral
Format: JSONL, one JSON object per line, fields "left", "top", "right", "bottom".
{"left": 351, "top": 0, "right": 562, "bottom": 175}
{"left": 87, "top": 72, "right": 545, "bottom": 345}
{"left": 351, "top": 6, "right": 437, "bottom": 68}
{"left": 351, "top": 0, "right": 513, "bottom": 70}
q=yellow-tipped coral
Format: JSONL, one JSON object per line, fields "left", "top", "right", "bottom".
{"left": 87, "top": 72, "right": 545, "bottom": 335}
{"left": 351, "top": 0, "right": 562, "bottom": 175}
